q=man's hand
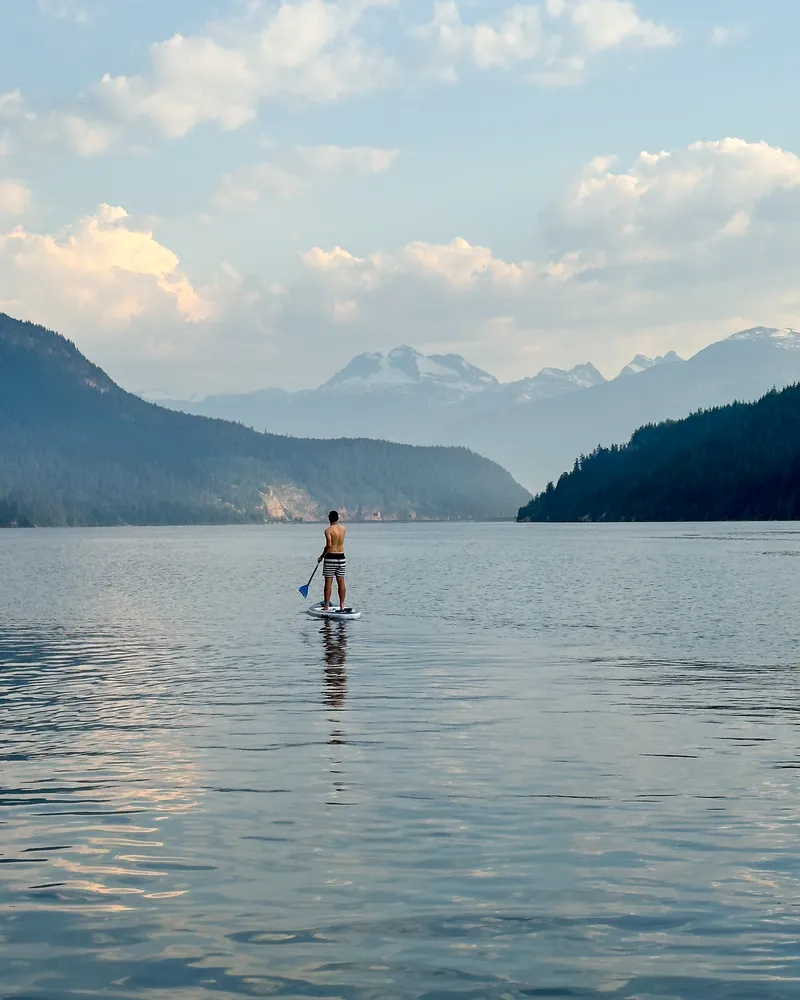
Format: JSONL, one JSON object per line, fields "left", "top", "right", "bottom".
{"left": 318, "top": 555, "right": 324, "bottom": 564}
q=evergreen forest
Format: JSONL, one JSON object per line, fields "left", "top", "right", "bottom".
{"left": 518, "top": 385, "right": 800, "bottom": 522}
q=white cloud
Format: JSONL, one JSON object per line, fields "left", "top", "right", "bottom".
{"left": 710, "top": 25, "right": 749, "bottom": 47}
{"left": 215, "top": 144, "right": 398, "bottom": 208}
{"left": 419, "top": 0, "right": 678, "bottom": 84}
{"left": 555, "top": 138, "right": 800, "bottom": 260}
{"left": 564, "top": 0, "right": 678, "bottom": 53}
{"left": 0, "top": 205, "right": 210, "bottom": 351}
{"left": 419, "top": 1, "right": 545, "bottom": 74}
{"left": 90, "top": 0, "right": 392, "bottom": 140}
{"left": 298, "top": 144, "right": 398, "bottom": 174}
{"left": 36, "top": 113, "right": 113, "bottom": 157}
{"left": 0, "top": 89, "right": 112, "bottom": 157}
{"left": 0, "top": 179, "right": 30, "bottom": 216}
{"left": 720, "top": 210, "right": 750, "bottom": 238}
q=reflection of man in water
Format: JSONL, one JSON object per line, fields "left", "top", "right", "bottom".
{"left": 321, "top": 620, "right": 348, "bottom": 709}
{"left": 321, "top": 621, "right": 348, "bottom": 806}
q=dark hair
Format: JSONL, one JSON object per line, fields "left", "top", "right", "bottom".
{"left": 328, "top": 510, "right": 339, "bottom": 523}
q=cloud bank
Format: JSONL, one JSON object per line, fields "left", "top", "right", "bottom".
{"left": 2, "top": 137, "right": 798, "bottom": 394}
{"left": 0, "top": 205, "right": 209, "bottom": 377}
{"left": 5, "top": 0, "right": 680, "bottom": 156}
{"left": 419, "top": 0, "right": 678, "bottom": 85}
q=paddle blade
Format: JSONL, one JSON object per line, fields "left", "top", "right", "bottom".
{"left": 299, "top": 584, "right": 310, "bottom": 599}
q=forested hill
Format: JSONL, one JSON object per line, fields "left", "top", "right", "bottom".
{"left": 517, "top": 384, "right": 800, "bottom": 522}
{"left": 0, "top": 314, "right": 529, "bottom": 526}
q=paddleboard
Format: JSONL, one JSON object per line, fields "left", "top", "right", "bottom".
{"left": 307, "top": 602, "right": 362, "bottom": 621}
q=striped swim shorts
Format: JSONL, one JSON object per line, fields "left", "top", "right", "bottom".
{"left": 323, "top": 554, "right": 347, "bottom": 579}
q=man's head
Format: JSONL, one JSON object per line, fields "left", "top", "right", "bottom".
{"left": 328, "top": 510, "right": 339, "bottom": 524}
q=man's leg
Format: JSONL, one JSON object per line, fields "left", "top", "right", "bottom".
{"left": 323, "top": 574, "right": 333, "bottom": 610}
{"left": 337, "top": 572, "right": 346, "bottom": 610}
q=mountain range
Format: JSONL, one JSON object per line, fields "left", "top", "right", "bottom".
{"left": 0, "top": 314, "right": 529, "bottom": 527}
{"left": 159, "top": 328, "right": 800, "bottom": 490}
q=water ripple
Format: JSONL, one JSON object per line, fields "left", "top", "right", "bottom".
{"left": 3, "top": 523, "right": 800, "bottom": 998}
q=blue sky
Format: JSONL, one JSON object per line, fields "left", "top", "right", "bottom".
{"left": 0, "top": 0, "right": 798, "bottom": 394}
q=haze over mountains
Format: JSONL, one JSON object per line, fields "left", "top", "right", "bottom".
{"left": 160, "top": 328, "right": 800, "bottom": 491}
{"left": 0, "top": 314, "right": 528, "bottom": 527}
{"left": 158, "top": 346, "right": 513, "bottom": 445}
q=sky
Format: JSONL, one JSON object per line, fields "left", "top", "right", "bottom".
{"left": 1, "top": 0, "right": 799, "bottom": 396}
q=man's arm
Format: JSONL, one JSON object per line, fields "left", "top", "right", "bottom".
{"left": 318, "top": 526, "right": 331, "bottom": 563}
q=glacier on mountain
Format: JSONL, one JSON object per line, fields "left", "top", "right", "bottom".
{"left": 323, "top": 345, "right": 498, "bottom": 396}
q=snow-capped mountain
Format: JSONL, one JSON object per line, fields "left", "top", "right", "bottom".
{"left": 453, "top": 362, "right": 607, "bottom": 420}
{"left": 156, "top": 347, "right": 603, "bottom": 440}
{"left": 506, "top": 363, "right": 606, "bottom": 403}
{"left": 725, "top": 326, "right": 800, "bottom": 347}
{"left": 157, "top": 326, "right": 800, "bottom": 491}
{"left": 728, "top": 326, "right": 800, "bottom": 342}
{"left": 323, "top": 345, "right": 498, "bottom": 397}
{"left": 617, "top": 351, "right": 682, "bottom": 378}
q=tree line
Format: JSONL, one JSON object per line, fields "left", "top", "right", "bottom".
{"left": 518, "top": 384, "right": 800, "bottom": 522}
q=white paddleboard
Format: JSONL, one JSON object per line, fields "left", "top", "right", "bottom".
{"left": 307, "top": 602, "right": 362, "bottom": 621}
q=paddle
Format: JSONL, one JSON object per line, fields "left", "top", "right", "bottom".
{"left": 298, "top": 561, "right": 320, "bottom": 600}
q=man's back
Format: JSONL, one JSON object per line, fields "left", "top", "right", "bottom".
{"left": 326, "top": 523, "right": 346, "bottom": 553}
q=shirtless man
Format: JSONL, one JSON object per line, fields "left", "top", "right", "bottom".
{"left": 318, "top": 510, "right": 347, "bottom": 611}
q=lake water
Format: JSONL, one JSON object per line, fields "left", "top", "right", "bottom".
{"left": 2, "top": 522, "right": 800, "bottom": 1000}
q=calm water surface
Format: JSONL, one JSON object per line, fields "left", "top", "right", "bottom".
{"left": 2, "top": 523, "right": 800, "bottom": 999}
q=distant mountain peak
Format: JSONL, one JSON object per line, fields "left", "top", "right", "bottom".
{"left": 617, "top": 351, "right": 682, "bottom": 378}
{"left": 566, "top": 362, "right": 606, "bottom": 387}
{"left": 499, "top": 362, "right": 606, "bottom": 406}
{"left": 726, "top": 326, "right": 800, "bottom": 345}
{"left": 322, "top": 346, "right": 498, "bottom": 396}
{"left": 527, "top": 363, "right": 606, "bottom": 388}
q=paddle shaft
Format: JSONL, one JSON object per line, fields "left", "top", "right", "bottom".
{"left": 305, "top": 561, "right": 320, "bottom": 589}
